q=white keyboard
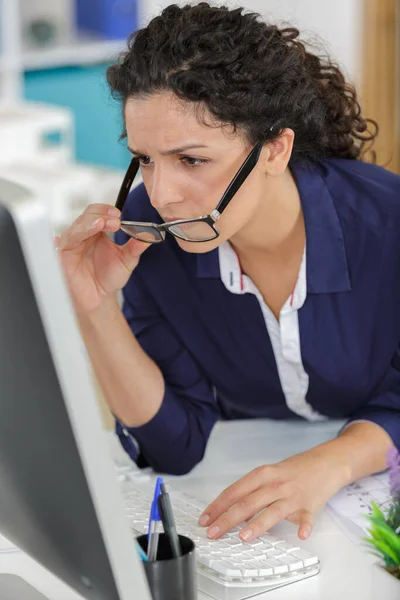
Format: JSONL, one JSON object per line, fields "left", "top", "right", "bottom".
{"left": 120, "top": 473, "right": 320, "bottom": 599}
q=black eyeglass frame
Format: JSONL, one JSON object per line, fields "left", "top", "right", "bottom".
{"left": 115, "top": 141, "right": 264, "bottom": 243}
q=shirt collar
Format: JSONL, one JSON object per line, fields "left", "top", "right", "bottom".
{"left": 217, "top": 240, "right": 307, "bottom": 310}
{"left": 196, "top": 160, "right": 351, "bottom": 295}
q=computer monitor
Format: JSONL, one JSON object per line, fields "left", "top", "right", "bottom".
{"left": 0, "top": 179, "right": 151, "bottom": 600}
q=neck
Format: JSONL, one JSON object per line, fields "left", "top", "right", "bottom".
{"left": 230, "top": 167, "right": 304, "bottom": 263}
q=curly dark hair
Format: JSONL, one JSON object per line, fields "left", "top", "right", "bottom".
{"left": 107, "top": 2, "right": 378, "bottom": 162}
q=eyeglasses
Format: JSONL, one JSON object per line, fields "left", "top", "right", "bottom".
{"left": 115, "top": 142, "right": 263, "bottom": 244}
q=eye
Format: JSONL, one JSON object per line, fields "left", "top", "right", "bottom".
{"left": 137, "top": 156, "right": 153, "bottom": 166}
{"left": 180, "top": 156, "right": 209, "bottom": 167}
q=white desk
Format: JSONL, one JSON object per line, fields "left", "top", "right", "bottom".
{"left": 0, "top": 419, "right": 376, "bottom": 600}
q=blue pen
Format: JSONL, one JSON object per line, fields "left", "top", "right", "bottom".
{"left": 135, "top": 541, "right": 148, "bottom": 562}
{"left": 147, "top": 477, "right": 163, "bottom": 562}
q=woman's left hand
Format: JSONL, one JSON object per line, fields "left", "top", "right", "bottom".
{"left": 198, "top": 444, "right": 351, "bottom": 542}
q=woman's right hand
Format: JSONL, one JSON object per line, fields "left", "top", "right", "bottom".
{"left": 56, "top": 204, "right": 149, "bottom": 316}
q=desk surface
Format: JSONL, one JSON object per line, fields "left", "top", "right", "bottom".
{"left": 0, "top": 419, "right": 376, "bottom": 600}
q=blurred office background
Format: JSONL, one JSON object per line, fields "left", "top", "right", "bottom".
{"left": 0, "top": 0, "right": 398, "bottom": 426}
{"left": 0, "top": 0, "right": 398, "bottom": 231}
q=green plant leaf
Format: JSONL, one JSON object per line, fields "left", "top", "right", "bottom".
{"left": 370, "top": 502, "right": 386, "bottom": 522}
{"left": 364, "top": 524, "right": 400, "bottom": 563}
{"left": 369, "top": 538, "right": 398, "bottom": 566}
{"left": 377, "top": 527, "right": 400, "bottom": 559}
{"left": 366, "top": 515, "right": 389, "bottom": 529}
{"left": 363, "top": 502, "right": 400, "bottom": 566}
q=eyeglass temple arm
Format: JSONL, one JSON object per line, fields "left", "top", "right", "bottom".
{"left": 115, "top": 158, "right": 141, "bottom": 212}
{"left": 214, "top": 143, "right": 263, "bottom": 216}
{"left": 115, "top": 143, "right": 263, "bottom": 215}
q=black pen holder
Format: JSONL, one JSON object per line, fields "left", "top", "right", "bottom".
{"left": 137, "top": 533, "right": 197, "bottom": 600}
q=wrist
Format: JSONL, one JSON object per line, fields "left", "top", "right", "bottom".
{"left": 77, "top": 294, "right": 121, "bottom": 330}
{"left": 308, "top": 438, "right": 353, "bottom": 488}
{"left": 337, "top": 421, "right": 393, "bottom": 480}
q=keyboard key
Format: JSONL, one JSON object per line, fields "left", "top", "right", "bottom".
{"left": 249, "top": 551, "right": 267, "bottom": 560}
{"left": 199, "top": 540, "right": 218, "bottom": 548}
{"left": 278, "top": 554, "right": 304, "bottom": 571}
{"left": 229, "top": 550, "right": 245, "bottom": 558}
{"left": 224, "top": 538, "right": 243, "bottom": 548}
{"left": 190, "top": 528, "right": 208, "bottom": 539}
{"left": 212, "top": 561, "right": 243, "bottom": 578}
{"left": 257, "top": 543, "right": 275, "bottom": 555}
{"left": 250, "top": 560, "right": 274, "bottom": 577}
{"left": 246, "top": 538, "right": 264, "bottom": 547}
{"left": 241, "top": 548, "right": 256, "bottom": 556}
{"left": 276, "top": 542, "right": 300, "bottom": 553}
{"left": 239, "top": 562, "right": 259, "bottom": 578}
{"left": 291, "top": 549, "right": 319, "bottom": 567}
{"left": 199, "top": 556, "right": 225, "bottom": 569}
{"left": 263, "top": 558, "right": 289, "bottom": 575}
{"left": 208, "top": 548, "right": 223, "bottom": 556}
{"left": 260, "top": 534, "right": 285, "bottom": 546}
{"left": 266, "top": 548, "right": 287, "bottom": 559}
{"left": 226, "top": 527, "right": 241, "bottom": 537}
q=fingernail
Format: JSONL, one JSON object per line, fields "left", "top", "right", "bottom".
{"left": 301, "top": 527, "right": 311, "bottom": 539}
{"left": 199, "top": 514, "right": 210, "bottom": 526}
{"left": 106, "top": 218, "right": 120, "bottom": 228}
{"left": 108, "top": 207, "right": 120, "bottom": 216}
{"left": 240, "top": 529, "right": 252, "bottom": 541}
{"left": 91, "top": 218, "right": 102, "bottom": 228}
{"left": 207, "top": 525, "right": 220, "bottom": 539}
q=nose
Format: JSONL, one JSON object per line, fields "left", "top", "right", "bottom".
{"left": 148, "top": 164, "right": 184, "bottom": 212}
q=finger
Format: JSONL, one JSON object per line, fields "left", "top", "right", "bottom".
{"left": 82, "top": 204, "right": 121, "bottom": 218}
{"left": 239, "top": 498, "right": 296, "bottom": 542}
{"left": 206, "top": 485, "right": 282, "bottom": 540}
{"left": 54, "top": 235, "right": 60, "bottom": 249}
{"left": 297, "top": 509, "right": 313, "bottom": 540}
{"left": 59, "top": 211, "right": 122, "bottom": 250}
{"left": 59, "top": 201, "right": 122, "bottom": 249}
{"left": 119, "top": 238, "right": 150, "bottom": 273}
{"left": 59, "top": 216, "right": 106, "bottom": 250}
{"left": 76, "top": 210, "right": 121, "bottom": 234}
{"left": 199, "top": 466, "right": 272, "bottom": 527}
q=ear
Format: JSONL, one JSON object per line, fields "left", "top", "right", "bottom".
{"left": 261, "top": 128, "right": 295, "bottom": 176}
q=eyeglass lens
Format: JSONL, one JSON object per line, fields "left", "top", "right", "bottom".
{"left": 121, "top": 219, "right": 218, "bottom": 243}
{"left": 120, "top": 223, "right": 165, "bottom": 243}
{"left": 167, "top": 220, "right": 217, "bottom": 241}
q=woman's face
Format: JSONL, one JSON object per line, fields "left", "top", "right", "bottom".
{"left": 124, "top": 92, "right": 272, "bottom": 253}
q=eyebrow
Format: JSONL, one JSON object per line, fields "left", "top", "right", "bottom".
{"left": 127, "top": 144, "right": 209, "bottom": 157}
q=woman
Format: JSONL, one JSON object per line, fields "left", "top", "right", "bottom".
{"left": 57, "top": 3, "right": 400, "bottom": 544}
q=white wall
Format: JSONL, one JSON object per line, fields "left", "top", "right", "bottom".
{"left": 140, "top": 0, "right": 364, "bottom": 86}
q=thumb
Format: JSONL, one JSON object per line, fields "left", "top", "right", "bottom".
{"left": 297, "top": 509, "right": 313, "bottom": 540}
{"left": 119, "top": 238, "right": 150, "bottom": 272}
